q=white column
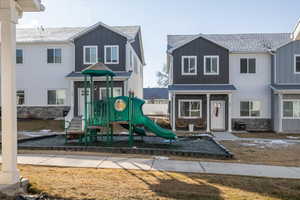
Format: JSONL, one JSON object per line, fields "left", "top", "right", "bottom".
{"left": 0, "top": 1, "right": 20, "bottom": 184}
{"left": 206, "top": 94, "right": 210, "bottom": 132}
{"left": 228, "top": 93, "right": 232, "bottom": 132}
{"left": 278, "top": 93, "right": 283, "bottom": 133}
{"left": 172, "top": 93, "right": 176, "bottom": 131}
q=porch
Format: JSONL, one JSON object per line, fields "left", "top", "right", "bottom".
{"left": 168, "top": 84, "right": 236, "bottom": 132}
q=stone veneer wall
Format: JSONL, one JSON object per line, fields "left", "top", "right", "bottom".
{"left": 232, "top": 118, "right": 272, "bottom": 131}
{"left": 16, "top": 106, "right": 70, "bottom": 120}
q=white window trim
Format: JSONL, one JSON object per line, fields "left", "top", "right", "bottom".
{"left": 47, "top": 48, "right": 62, "bottom": 64}
{"left": 282, "top": 99, "right": 300, "bottom": 119}
{"left": 47, "top": 89, "right": 67, "bottom": 106}
{"left": 181, "top": 56, "right": 197, "bottom": 75}
{"left": 83, "top": 45, "right": 98, "bottom": 65}
{"left": 294, "top": 54, "right": 300, "bottom": 74}
{"left": 104, "top": 45, "right": 119, "bottom": 64}
{"left": 204, "top": 55, "right": 219, "bottom": 75}
{"left": 240, "top": 58, "right": 256, "bottom": 74}
{"left": 99, "top": 87, "right": 122, "bottom": 99}
{"left": 178, "top": 99, "right": 202, "bottom": 119}
{"left": 239, "top": 100, "right": 261, "bottom": 118}
{"left": 16, "top": 48, "right": 24, "bottom": 65}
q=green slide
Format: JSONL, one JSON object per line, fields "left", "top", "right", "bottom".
{"left": 120, "top": 124, "right": 147, "bottom": 136}
{"left": 141, "top": 116, "right": 177, "bottom": 140}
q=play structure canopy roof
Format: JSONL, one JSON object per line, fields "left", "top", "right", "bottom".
{"left": 81, "top": 62, "right": 116, "bottom": 77}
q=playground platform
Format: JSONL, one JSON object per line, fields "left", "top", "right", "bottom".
{"left": 18, "top": 134, "right": 232, "bottom": 158}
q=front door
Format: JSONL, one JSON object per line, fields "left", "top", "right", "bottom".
{"left": 78, "top": 88, "right": 90, "bottom": 116}
{"left": 210, "top": 100, "right": 225, "bottom": 130}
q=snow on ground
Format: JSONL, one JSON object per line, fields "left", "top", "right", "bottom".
{"left": 240, "top": 139, "right": 297, "bottom": 149}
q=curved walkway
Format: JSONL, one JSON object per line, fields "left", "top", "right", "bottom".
{"left": 1, "top": 154, "right": 299, "bottom": 179}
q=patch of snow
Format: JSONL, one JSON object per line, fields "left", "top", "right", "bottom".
{"left": 286, "top": 136, "right": 300, "bottom": 139}
{"left": 153, "top": 156, "right": 169, "bottom": 160}
{"left": 239, "top": 139, "right": 296, "bottom": 149}
{"left": 40, "top": 129, "right": 51, "bottom": 132}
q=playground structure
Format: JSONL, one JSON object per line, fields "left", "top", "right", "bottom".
{"left": 66, "top": 62, "right": 177, "bottom": 146}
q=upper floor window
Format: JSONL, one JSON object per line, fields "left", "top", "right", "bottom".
{"left": 204, "top": 55, "right": 219, "bottom": 75}
{"left": 84, "top": 46, "right": 98, "bottom": 65}
{"left": 17, "top": 90, "right": 25, "bottom": 105}
{"left": 48, "top": 89, "right": 66, "bottom": 105}
{"left": 47, "top": 48, "right": 62, "bottom": 64}
{"left": 181, "top": 56, "right": 197, "bottom": 75}
{"left": 104, "top": 45, "right": 119, "bottom": 64}
{"left": 240, "top": 58, "right": 256, "bottom": 74}
{"left": 283, "top": 100, "right": 300, "bottom": 118}
{"left": 240, "top": 101, "right": 260, "bottom": 117}
{"left": 294, "top": 55, "right": 300, "bottom": 74}
{"left": 16, "top": 49, "right": 23, "bottom": 64}
{"left": 134, "top": 56, "right": 139, "bottom": 74}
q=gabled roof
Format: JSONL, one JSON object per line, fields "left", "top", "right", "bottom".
{"left": 167, "top": 33, "right": 292, "bottom": 53}
{"left": 69, "top": 21, "right": 138, "bottom": 41}
{"left": 143, "top": 88, "right": 169, "bottom": 99}
{"left": 16, "top": 25, "right": 140, "bottom": 43}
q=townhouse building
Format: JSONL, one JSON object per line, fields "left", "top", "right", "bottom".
{"left": 167, "top": 20, "right": 300, "bottom": 133}
{"left": 11, "top": 21, "right": 145, "bottom": 120}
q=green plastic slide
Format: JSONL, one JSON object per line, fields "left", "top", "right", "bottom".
{"left": 141, "top": 116, "right": 177, "bottom": 140}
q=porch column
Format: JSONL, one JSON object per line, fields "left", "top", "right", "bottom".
{"left": 0, "top": 0, "right": 19, "bottom": 184}
{"left": 172, "top": 93, "right": 176, "bottom": 131}
{"left": 278, "top": 93, "right": 283, "bottom": 133}
{"left": 206, "top": 94, "right": 210, "bottom": 132}
{"left": 228, "top": 93, "right": 232, "bottom": 132}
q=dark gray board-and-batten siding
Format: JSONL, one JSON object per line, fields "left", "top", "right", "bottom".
{"left": 171, "top": 37, "right": 229, "bottom": 84}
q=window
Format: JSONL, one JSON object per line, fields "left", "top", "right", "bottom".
{"left": 283, "top": 100, "right": 300, "bottom": 118}
{"left": 294, "top": 55, "right": 300, "bottom": 73}
{"left": 47, "top": 48, "right": 62, "bottom": 64}
{"left": 178, "top": 100, "right": 202, "bottom": 118}
{"left": 130, "top": 50, "right": 133, "bottom": 68}
{"left": 204, "top": 55, "right": 219, "bottom": 75}
{"left": 181, "top": 56, "right": 197, "bottom": 75}
{"left": 48, "top": 89, "right": 66, "bottom": 105}
{"left": 99, "top": 87, "right": 122, "bottom": 99}
{"left": 84, "top": 46, "right": 98, "bottom": 64}
{"left": 240, "top": 101, "right": 260, "bottom": 117}
{"left": 240, "top": 58, "right": 256, "bottom": 74}
{"left": 104, "top": 45, "right": 119, "bottom": 64}
{"left": 16, "top": 90, "right": 25, "bottom": 105}
{"left": 16, "top": 49, "right": 23, "bottom": 64}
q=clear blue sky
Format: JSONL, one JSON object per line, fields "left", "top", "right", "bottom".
{"left": 19, "top": 0, "right": 300, "bottom": 87}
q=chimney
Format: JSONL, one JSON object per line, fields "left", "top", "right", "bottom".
{"left": 291, "top": 18, "right": 300, "bottom": 40}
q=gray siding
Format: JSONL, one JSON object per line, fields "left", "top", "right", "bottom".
{"left": 73, "top": 81, "right": 124, "bottom": 116}
{"left": 74, "top": 25, "right": 127, "bottom": 72}
{"left": 276, "top": 40, "right": 300, "bottom": 84}
{"left": 272, "top": 93, "right": 279, "bottom": 132}
{"left": 172, "top": 37, "right": 229, "bottom": 84}
{"left": 131, "top": 31, "right": 143, "bottom": 63}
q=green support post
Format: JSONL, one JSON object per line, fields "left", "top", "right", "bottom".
{"left": 84, "top": 75, "right": 88, "bottom": 145}
{"left": 128, "top": 92, "right": 133, "bottom": 146}
{"left": 110, "top": 76, "right": 114, "bottom": 143}
{"left": 105, "top": 75, "right": 110, "bottom": 145}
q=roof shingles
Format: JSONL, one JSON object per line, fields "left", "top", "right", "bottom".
{"left": 168, "top": 33, "right": 292, "bottom": 52}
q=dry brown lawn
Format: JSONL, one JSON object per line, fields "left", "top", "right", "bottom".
{"left": 220, "top": 140, "right": 300, "bottom": 166}
{"left": 18, "top": 165, "right": 300, "bottom": 200}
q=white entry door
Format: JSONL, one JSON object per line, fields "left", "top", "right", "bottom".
{"left": 210, "top": 100, "right": 225, "bottom": 130}
{"left": 78, "top": 88, "right": 90, "bottom": 116}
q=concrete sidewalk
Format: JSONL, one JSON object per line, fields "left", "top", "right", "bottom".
{"left": 1, "top": 154, "right": 299, "bottom": 179}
